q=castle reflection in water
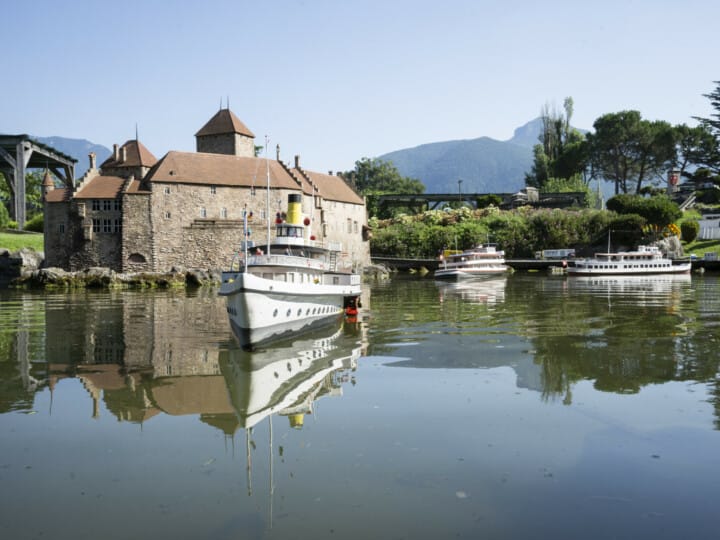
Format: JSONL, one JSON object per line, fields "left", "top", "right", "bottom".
{"left": 4, "top": 288, "right": 365, "bottom": 435}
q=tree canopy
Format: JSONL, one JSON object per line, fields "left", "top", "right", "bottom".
{"left": 586, "top": 110, "right": 676, "bottom": 195}
{"left": 606, "top": 193, "right": 681, "bottom": 228}
{"left": 343, "top": 158, "right": 425, "bottom": 218}
{"left": 525, "top": 97, "right": 588, "bottom": 189}
{"left": 692, "top": 80, "right": 720, "bottom": 176}
{"left": 0, "top": 170, "right": 45, "bottom": 223}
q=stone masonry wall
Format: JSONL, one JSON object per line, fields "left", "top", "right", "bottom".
{"left": 121, "top": 193, "right": 153, "bottom": 272}
{"left": 196, "top": 133, "right": 255, "bottom": 157}
{"left": 44, "top": 201, "right": 73, "bottom": 268}
{"left": 149, "top": 182, "right": 369, "bottom": 272}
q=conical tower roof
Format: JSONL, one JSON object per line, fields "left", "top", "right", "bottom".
{"left": 42, "top": 169, "right": 54, "bottom": 188}
{"left": 195, "top": 108, "right": 255, "bottom": 138}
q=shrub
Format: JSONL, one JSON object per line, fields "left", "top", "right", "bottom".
{"left": 680, "top": 220, "right": 700, "bottom": 242}
{"left": 476, "top": 194, "right": 502, "bottom": 209}
{"left": 24, "top": 213, "right": 44, "bottom": 233}
{"left": 0, "top": 204, "right": 9, "bottom": 229}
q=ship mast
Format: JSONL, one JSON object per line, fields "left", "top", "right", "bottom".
{"left": 265, "top": 136, "right": 271, "bottom": 255}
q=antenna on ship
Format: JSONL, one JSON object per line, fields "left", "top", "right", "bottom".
{"left": 265, "top": 135, "right": 271, "bottom": 255}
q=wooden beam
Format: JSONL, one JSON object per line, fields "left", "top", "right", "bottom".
{"left": 15, "top": 142, "right": 26, "bottom": 229}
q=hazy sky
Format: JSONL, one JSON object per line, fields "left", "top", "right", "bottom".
{"left": 3, "top": 0, "right": 718, "bottom": 173}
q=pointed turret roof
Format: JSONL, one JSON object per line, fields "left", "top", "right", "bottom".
{"left": 42, "top": 169, "right": 54, "bottom": 188}
{"left": 195, "top": 108, "right": 255, "bottom": 138}
{"left": 100, "top": 140, "right": 158, "bottom": 169}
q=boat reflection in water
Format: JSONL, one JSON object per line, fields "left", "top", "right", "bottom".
{"left": 436, "top": 275, "right": 507, "bottom": 305}
{"left": 222, "top": 318, "right": 362, "bottom": 429}
{"left": 566, "top": 273, "right": 692, "bottom": 301}
{"left": 221, "top": 319, "right": 361, "bottom": 518}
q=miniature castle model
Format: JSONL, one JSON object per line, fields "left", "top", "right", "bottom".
{"left": 43, "top": 108, "right": 370, "bottom": 273}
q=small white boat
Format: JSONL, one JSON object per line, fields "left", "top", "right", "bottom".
{"left": 568, "top": 244, "right": 691, "bottom": 276}
{"left": 220, "top": 193, "right": 362, "bottom": 349}
{"left": 434, "top": 244, "right": 508, "bottom": 281}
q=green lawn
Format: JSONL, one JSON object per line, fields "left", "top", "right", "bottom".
{"left": 683, "top": 237, "right": 720, "bottom": 258}
{"left": 0, "top": 230, "right": 44, "bottom": 252}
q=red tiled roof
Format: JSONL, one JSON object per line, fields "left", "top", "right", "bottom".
{"left": 293, "top": 168, "right": 364, "bottom": 205}
{"left": 74, "top": 176, "right": 127, "bottom": 199}
{"left": 100, "top": 140, "right": 157, "bottom": 169}
{"left": 195, "top": 109, "right": 255, "bottom": 138}
{"left": 145, "top": 151, "right": 301, "bottom": 190}
{"left": 45, "top": 188, "right": 71, "bottom": 203}
{"left": 125, "top": 178, "right": 149, "bottom": 194}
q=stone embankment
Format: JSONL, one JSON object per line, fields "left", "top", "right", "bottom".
{"left": 1, "top": 248, "right": 387, "bottom": 289}
{"left": 0, "top": 248, "right": 220, "bottom": 289}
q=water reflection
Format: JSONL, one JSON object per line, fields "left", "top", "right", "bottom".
{"left": 223, "top": 324, "right": 362, "bottom": 429}
{"left": 0, "top": 289, "right": 363, "bottom": 436}
{"left": 436, "top": 275, "right": 507, "bottom": 304}
{"left": 566, "top": 273, "right": 692, "bottom": 300}
{"left": 367, "top": 274, "right": 720, "bottom": 423}
{"left": 2, "top": 276, "right": 720, "bottom": 425}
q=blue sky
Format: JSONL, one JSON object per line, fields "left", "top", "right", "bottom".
{"left": 3, "top": 0, "right": 719, "bottom": 173}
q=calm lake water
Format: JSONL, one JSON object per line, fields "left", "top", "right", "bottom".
{"left": 1, "top": 274, "right": 720, "bottom": 539}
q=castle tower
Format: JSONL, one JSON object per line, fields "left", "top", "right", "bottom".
{"left": 41, "top": 169, "right": 54, "bottom": 202}
{"left": 195, "top": 108, "right": 256, "bottom": 157}
{"left": 99, "top": 140, "right": 157, "bottom": 180}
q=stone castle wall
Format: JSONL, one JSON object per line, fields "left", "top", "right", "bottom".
{"left": 196, "top": 133, "right": 255, "bottom": 158}
{"left": 121, "top": 193, "right": 153, "bottom": 272}
{"left": 149, "top": 182, "right": 369, "bottom": 271}
{"left": 44, "top": 201, "right": 73, "bottom": 269}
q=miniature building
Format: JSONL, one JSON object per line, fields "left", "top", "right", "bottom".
{"left": 43, "top": 109, "right": 370, "bottom": 272}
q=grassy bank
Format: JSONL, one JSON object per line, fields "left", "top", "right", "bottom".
{"left": 683, "top": 238, "right": 720, "bottom": 258}
{"left": 0, "top": 231, "right": 44, "bottom": 252}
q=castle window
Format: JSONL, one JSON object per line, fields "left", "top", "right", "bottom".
{"left": 210, "top": 186, "right": 217, "bottom": 195}
{"left": 221, "top": 208, "right": 227, "bottom": 218}
{"left": 200, "top": 207, "right": 207, "bottom": 218}
{"left": 165, "top": 212, "right": 171, "bottom": 219}
{"left": 164, "top": 186, "right": 171, "bottom": 194}
{"left": 354, "top": 220, "right": 358, "bottom": 233}
{"left": 58, "top": 223, "right": 65, "bottom": 234}
{"left": 114, "top": 200, "right": 121, "bottom": 211}
{"left": 103, "top": 219, "right": 112, "bottom": 233}
{"left": 92, "top": 219, "right": 100, "bottom": 232}
{"left": 114, "top": 219, "right": 121, "bottom": 233}
{"left": 347, "top": 218, "right": 352, "bottom": 233}
{"left": 92, "top": 200, "right": 100, "bottom": 211}
{"left": 103, "top": 200, "right": 112, "bottom": 211}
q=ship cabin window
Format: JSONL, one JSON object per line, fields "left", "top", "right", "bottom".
{"left": 277, "top": 225, "right": 303, "bottom": 238}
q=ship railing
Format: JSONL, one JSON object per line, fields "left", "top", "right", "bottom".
{"left": 248, "top": 254, "right": 329, "bottom": 270}
{"left": 321, "top": 273, "right": 361, "bottom": 286}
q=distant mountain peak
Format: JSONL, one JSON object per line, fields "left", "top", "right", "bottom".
{"left": 31, "top": 136, "right": 112, "bottom": 178}
{"left": 505, "top": 118, "right": 544, "bottom": 148}
{"left": 377, "top": 119, "right": 544, "bottom": 194}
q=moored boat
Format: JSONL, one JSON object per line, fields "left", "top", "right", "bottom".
{"left": 567, "top": 244, "right": 691, "bottom": 276}
{"left": 219, "top": 194, "right": 362, "bottom": 349}
{"left": 434, "top": 244, "right": 508, "bottom": 281}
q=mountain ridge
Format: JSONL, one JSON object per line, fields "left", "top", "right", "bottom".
{"left": 32, "top": 135, "right": 112, "bottom": 177}
{"left": 378, "top": 118, "right": 545, "bottom": 194}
